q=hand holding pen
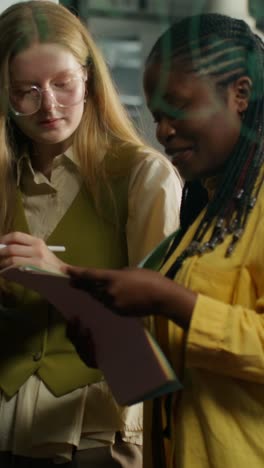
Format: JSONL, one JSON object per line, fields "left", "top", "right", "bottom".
{"left": 0, "top": 231, "right": 67, "bottom": 273}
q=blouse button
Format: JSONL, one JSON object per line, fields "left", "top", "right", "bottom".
{"left": 33, "top": 351, "right": 42, "bottom": 361}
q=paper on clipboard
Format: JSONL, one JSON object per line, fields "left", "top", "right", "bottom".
{"left": 0, "top": 264, "right": 181, "bottom": 405}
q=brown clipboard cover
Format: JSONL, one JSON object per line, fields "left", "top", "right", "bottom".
{"left": 1, "top": 265, "right": 181, "bottom": 405}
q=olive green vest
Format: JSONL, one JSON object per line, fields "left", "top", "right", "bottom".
{"left": 0, "top": 175, "right": 129, "bottom": 398}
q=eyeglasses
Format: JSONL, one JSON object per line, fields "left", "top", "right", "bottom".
{"left": 8, "top": 74, "right": 87, "bottom": 116}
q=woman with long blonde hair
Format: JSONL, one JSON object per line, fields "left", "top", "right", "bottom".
{"left": 0, "top": 1, "right": 182, "bottom": 467}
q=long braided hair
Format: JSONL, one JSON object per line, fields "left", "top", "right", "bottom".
{"left": 146, "top": 14, "right": 264, "bottom": 278}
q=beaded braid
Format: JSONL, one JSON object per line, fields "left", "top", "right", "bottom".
{"left": 146, "top": 14, "right": 264, "bottom": 278}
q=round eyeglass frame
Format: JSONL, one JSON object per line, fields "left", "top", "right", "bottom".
{"left": 8, "top": 72, "right": 87, "bottom": 117}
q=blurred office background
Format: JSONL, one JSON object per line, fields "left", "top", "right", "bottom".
{"left": 1, "top": 0, "right": 263, "bottom": 150}
{"left": 60, "top": 0, "right": 264, "bottom": 149}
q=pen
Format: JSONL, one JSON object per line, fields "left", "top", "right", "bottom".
{"left": 0, "top": 244, "right": 66, "bottom": 252}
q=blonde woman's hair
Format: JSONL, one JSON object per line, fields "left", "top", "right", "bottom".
{"left": 0, "top": 0, "right": 156, "bottom": 233}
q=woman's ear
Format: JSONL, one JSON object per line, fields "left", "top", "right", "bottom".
{"left": 232, "top": 76, "right": 252, "bottom": 115}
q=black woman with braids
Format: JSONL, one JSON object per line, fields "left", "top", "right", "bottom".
{"left": 67, "top": 13, "right": 264, "bottom": 468}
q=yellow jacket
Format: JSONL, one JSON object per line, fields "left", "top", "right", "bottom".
{"left": 155, "top": 181, "right": 264, "bottom": 468}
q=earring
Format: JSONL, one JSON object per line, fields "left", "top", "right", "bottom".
{"left": 238, "top": 86, "right": 249, "bottom": 98}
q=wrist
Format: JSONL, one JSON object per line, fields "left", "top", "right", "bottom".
{"left": 157, "top": 276, "right": 196, "bottom": 330}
